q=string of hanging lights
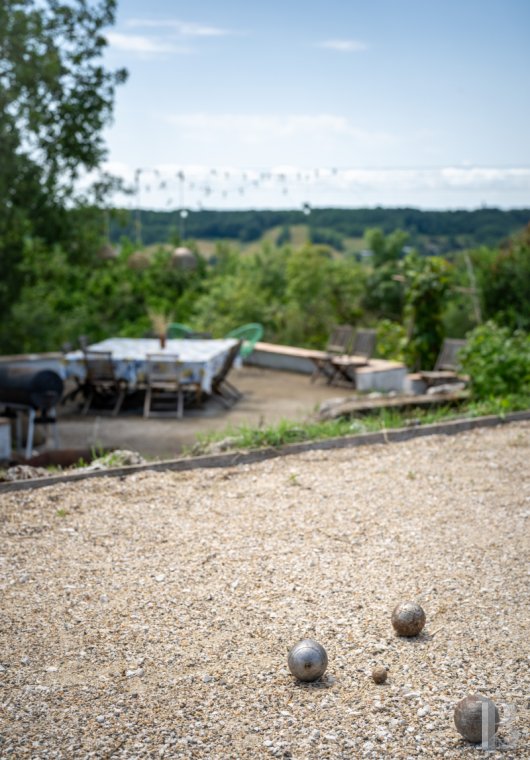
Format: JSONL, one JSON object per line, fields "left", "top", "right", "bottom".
{"left": 122, "top": 164, "right": 530, "bottom": 218}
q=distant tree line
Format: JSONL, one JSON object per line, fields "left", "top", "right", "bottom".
{"left": 111, "top": 207, "right": 530, "bottom": 253}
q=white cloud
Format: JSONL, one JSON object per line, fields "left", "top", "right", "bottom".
{"left": 439, "top": 166, "right": 530, "bottom": 187}
{"left": 106, "top": 32, "right": 189, "bottom": 55}
{"left": 102, "top": 162, "right": 530, "bottom": 211}
{"left": 126, "top": 18, "right": 236, "bottom": 37}
{"left": 166, "top": 113, "right": 394, "bottom": 145}
{"left": 317, "top": 39, "right": 369, "bottom": 52}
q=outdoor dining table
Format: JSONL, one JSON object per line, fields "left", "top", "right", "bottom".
{"left": 62, "top": 337, "right": 240, "bottom": 395}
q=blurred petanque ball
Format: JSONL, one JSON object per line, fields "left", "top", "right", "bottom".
{"left": 372, "top": 665, "right": 388, "bottom": 684}
{"left": 287, "top": 639, "right": 328, "bottom": 682}
{"left": 391, "top": 601, "right": 426, "bottom": 637}
{"left": 454, "top": 694, "right": 500, "bottom": 744}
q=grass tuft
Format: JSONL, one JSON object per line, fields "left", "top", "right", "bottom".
{"left": 187, "top": 395, "right": 530, "bottom": 456}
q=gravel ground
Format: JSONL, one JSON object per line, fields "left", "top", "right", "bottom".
{"left": 1, "top": 422, "right": 529, "bottom": 759}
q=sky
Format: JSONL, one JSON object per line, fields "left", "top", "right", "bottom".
{"left": 101, "top": 0, "right": 530, "bottom": 211}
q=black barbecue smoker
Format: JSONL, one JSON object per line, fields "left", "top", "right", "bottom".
{"left": 0, "top": 365, "right": 64, "bottom": 459}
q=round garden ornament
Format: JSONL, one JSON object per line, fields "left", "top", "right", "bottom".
{"left": 287, "top": 639, "right": 328, "bottom": 682}
{"left": 391, "top": 601, "right": 426, "bottom": 637}
{"left": 454, "top": 694, "right": 500, "bottom": 743}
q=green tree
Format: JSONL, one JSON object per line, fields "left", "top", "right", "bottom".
{"left": 8, "top": 240, "right": 208, "bottom": 352}
{"left": 375, "top": 319, "right": 407, "bottom": 361}
{"left": 365, "top": 227, "right": 409, "bottom": 267}
{"left": 191, "top": 242, "right": 366, "bottom": 348}
{"left": 0, "top": 0, "right": 127, "bottom": 350}
{"left": 360, "top": 228, "right": 408, "bottom": 321}
{"left": 475, "top": 225, "right": 530, "bottom": 330}
{"left": 403, "top": 252, "right": 452, "bottom": 370}
{"left": 192, "top": 243, "right": 289, "bottom": 337}
{"left": 362, "top": 262, "right": 404, "bottom": 322}
{"left": 279, "top": 245, "right": 364, "bottom": 347}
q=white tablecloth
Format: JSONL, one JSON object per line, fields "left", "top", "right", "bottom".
{"left": 63, "top": 338, "right": 239, "bottom": 394}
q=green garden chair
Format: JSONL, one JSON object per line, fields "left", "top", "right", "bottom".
{"left": 225, "top": 323, "right": 264, "bottom": 359}
{"left": 166, "top": 322, "right": 212, "bottom": 340}
{"left": 166, "top": 322, "right": 194, "bottom": 339}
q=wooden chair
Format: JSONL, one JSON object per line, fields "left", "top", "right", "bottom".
{"left": 328, "top": 329, "right": 377, "bottom": 385}
{"left": 143, "top": 354, "right": 185, "bottom": 418}
{"left": 310, "top": 325, "right": 354, "bottom": 383}
{"left": 351, "top": 328, "right": 377, "bottom": 360}
{"left": 420, "top": 339, "right": 467, "bottom": 387}
{"left": 211, "top": 340, "right": 243, "bottom": 407}
{"left": 82, "top": 351, "right": 127, "bottom": 416}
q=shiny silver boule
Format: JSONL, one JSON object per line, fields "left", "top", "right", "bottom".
{"left": 454, "top": 694, "right": 500, "bottom": 744}
{"left": 391, "top": 601, "right": 426, "bottom": 637}
{"left": 287, "top": 639, "right": 328, "bottom": 682}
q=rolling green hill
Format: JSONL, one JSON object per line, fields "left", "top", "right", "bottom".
{"left": 110, "top": 207, "right": 530, "bottom": 255}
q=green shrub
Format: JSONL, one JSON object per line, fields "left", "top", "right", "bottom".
{"left": 459, "top": 321, "right": 530, "bottom": 398}
{"left": 375, "top": 319, "right": 407, "bottom": 361}
{"left": 403, "top": 252, "right": 452, "bottom": 371}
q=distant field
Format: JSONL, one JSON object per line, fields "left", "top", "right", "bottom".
{"left": 194, "top": 225, "right": 312, "bottom": 257}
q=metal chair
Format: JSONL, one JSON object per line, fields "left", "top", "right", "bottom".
{"left": 143, "top": 354, "right": 185, "bottom": 418}
{"left": 166, "top": 322, "right": 194, "bottom": 339}
{"left": 82, "top": 351, "right": 127, "bottom": 416}
{"left": 225, "top": 323, "right": 264, "bottom": 359}
{"left": 166, "top": 322, "right": 212, "bottom": 340}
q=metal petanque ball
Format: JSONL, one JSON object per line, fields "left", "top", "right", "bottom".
{"left": 287, "top": 639, "right": 328, "bottom": 682}
{"left": 454, "top": 694, "right": 500, "bottom": 744}
{"left": 391, "top": 601, "right": 426, "bottom": 637}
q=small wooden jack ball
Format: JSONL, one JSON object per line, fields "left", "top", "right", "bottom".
{"left": 372, "top": 665, "right": 388, "bottom": 684}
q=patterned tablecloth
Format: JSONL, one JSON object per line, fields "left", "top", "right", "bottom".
{"left": 63, "top": 338, "right": 239, "bottom": 394}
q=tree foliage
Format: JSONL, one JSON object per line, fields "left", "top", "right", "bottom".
{"left": 113, "top": 207, "right": 530, "bottom": 252}
{"left": 475, "top": 224, "right": 530, "bottom": 330}
{"left": 6, "top": 240, "right": 205, "bottom": 353}
{"left": 402, "top": 252, "right": 452, "bottom": 370}
{"left": 190, "top": 243, "right": 366, "bottom": 348}
{"left": 362, "top": 262, "right": 405, "bottom": 322}
{"left": 0, "top": 0, "right": 127, "bottom": 328}
{"left": 459, "top": 322, "right": 530, "bottom": 399}
{"left": 364, "top": 227, "right": 409, "bottom": 267}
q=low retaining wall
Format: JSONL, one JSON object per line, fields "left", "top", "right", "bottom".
{"left": 246, "top": 342, "right": 322, "bottom": 374}
{"left": 247, "top": 342, "right": 407, "bottom": 391}
{"left": 0, "top": 352, "right": 64, "bottom": 374}
{"left": 1, "top": 410, "right": 529, "bottom": 494}
{"left": 354, "top": 360, "right": 407, "bottom": 392}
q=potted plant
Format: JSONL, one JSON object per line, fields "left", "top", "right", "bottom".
{"left": 148, "top": 308, "right": 173, "bottom": 349}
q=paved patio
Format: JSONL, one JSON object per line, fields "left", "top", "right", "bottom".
{"left": 55, "top": 366, "right": 348, "bottom": 459}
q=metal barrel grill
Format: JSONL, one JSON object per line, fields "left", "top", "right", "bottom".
{"left": 0, "top": 366, "right": 64, "bottom": 458}
{"left": 0, "top": 366, "right": 64, "bottom": 410}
